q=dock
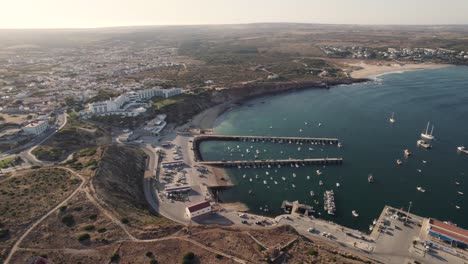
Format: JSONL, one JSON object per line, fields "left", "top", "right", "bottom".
{"left": 193, "top": 134, "right": 340, "bottom": 161}
{"left": 198, "top": 158, "right": 343, "bottom": 167}
{"left": 195, "top": 134, "right": 339, "bottom": 144}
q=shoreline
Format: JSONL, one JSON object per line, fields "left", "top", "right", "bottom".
{"left": 349, "top": 61, "right": 451, "bottom": 79}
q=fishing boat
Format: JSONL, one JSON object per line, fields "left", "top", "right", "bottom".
{"left": 310, "top": 191, "right": 315, "bottom": 197}
{"left": 319, "top": 180, "right": 324, "bottom": 186}
{"left": 352, "top": 210, "right": 359, "bottom": 217}
{"left": 421, "top": 122, "right": 435, "bottom": 140}
{"left": 396, "top": 159, "right": 403, "bottom": 165}
{"left": 389, "top": 112, "right": 395, "bottom": 123}
{"left": 457, "top": 146, "right": 468, "bottom": 154}
{"left": 458, "top": 191, "right": 464, "bottom": 195}
{"left": 368, "top": 174, "right": 374, "bottom": 183}
{"left": 404, "top": 149, "right": 412, "bottom": 157}
{"left": 316, "top": 170, "right": 322, "bottom": 175}
{"left": 417, "top": 187, "right": 426, "bottom": 193}
{"left": 455, "top": 181, "right": 460, "bottom": 185}
{"left": 456, "top": 206, "right": 461, "bottom": 210}
{"left": 417, "top": 140, "right": 432, "bottom": 149}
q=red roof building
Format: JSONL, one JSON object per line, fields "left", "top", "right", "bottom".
{"left": 427, "top": 218, "right": 468, "bottom": 249}
{"left": 186, "top": 201, "right": 212, "bottom": 219}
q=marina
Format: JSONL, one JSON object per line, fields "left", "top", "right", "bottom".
{"left": 198, "top": 157, "right": 343, "bottom": 167}
{"left": 202, "top": 66, "right": 468, "bottom": 231}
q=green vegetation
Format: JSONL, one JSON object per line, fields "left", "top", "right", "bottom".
{"left": 77, "top": 233, "right": 90, "bottom": 242}
{"left": 76, "top": 147, "right": 97, "bottom": 157}
{"left": 97, "top": 227, "right": 107, "bottom": 233}
{"left": 110, "top": 253, "right": 120, "bottom": 262}
{"left": 182, "top": 252, "right": 196, "bottom": 264}
{"left": 59, "top": 205, "right": 67, "bottom": 212}
{"left": 215, "top": 254, "right": 224, "bottom": 260}
{"left": 87, "top": 89, "right": 121, "bottom": 103}
{"left": 150, "top": 259, "right": 158, "bottom": 264}
{"left": 83, "top": 224, "right": 95, "bottom": 231}
{"left": 89, "top": 214, "right": 98, "bottom": 220}
{"left": 121, "top": 218, "right": 129, "bottom": 224}
{"left": 258, "top": 245, "right": 266, "bottom": 251}
{"left": 32, "top": 145, "right": 64, "bottom": 161}
{"left": 307, "top": 247, "right": 318, "bottom": 256}
{"left": 61, "top": 214, "right": 75, "bottom": 227}
{"left": 0, "top": 157, "right": 16, "bottom": 168}
{"left": 0, "top": 227, "right": 9, "bottom": 238}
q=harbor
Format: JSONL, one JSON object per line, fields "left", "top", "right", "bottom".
{"left": 198, "top": 157, "right": 343, "bottom": 167}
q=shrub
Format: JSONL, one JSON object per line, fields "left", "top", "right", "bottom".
{"left": 83, "top": 225, "right": 95, "bottom": 231}
{"left": 121, "top": 218, "right": 129, "bottom": 224}
{"left": 97, "top": 227, "right": 107, "bottom": 233}
{"left": 110, "top": 253, "right": 120, "bottom": 262}
{"left": 182, "top": 252, "right": 195, "bottom": 264}
{"left": 77, "top": 233, "right": 90, "bottom": 242}
{"left": 0, "top": 228, "right": 9, "bottom": 239}
{"left": 146, "top": 251, "right": 153, "bottom": 258}
{"left": 74, "top": 206, "right": 83, "bottom": 211}
{"left": 150, "top": 259, "right": 158, "bottom": 264}
{"left": 59, "top": 205, "right": 67, "bottom": 212}
{"left": 89, "top": 214, "right": 98, "bottom": 220}
{"left": 258, "top": 245, "right": 265, "bottom": 251}
{"left": 307, "top": 247, "right": 318, "bottom": 256}
{"left": 215, "top": 254, "right": 224, "bottom": 259}
{"left": 61, "top": 214, "right": 75, "bottom": 227}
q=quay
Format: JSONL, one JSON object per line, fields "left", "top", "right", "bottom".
{"left": 198, "top": 157, "right": 343, "bottom": 167}
{"left": 195, "top": 134, "right": 339, "bottom": 144}
{"left": 193, "top": 134, "right": 340, "bottom": 161}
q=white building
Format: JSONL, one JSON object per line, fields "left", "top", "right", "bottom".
{"left": 23, "top": 120, "right": 48, "bottom": 135}
{"left": 186, "top": 201, "right": 212, "bottom": 219}
{"left": 81, "top": 87, "right": 183, "bottom": 118}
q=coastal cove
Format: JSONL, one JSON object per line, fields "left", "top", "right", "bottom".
{"left": 200, "top": 66, "right": 468, "bottom": 232}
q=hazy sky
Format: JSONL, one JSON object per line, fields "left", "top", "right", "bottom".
{"left": 2, "top": 0, "right": 468, "bottom": 28}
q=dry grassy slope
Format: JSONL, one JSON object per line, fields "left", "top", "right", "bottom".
{"left": 93, "top": 145, "right": 147, "bottom": 214}
{"left": 33, "top": 119, "right": 111, "bottom": 161}
{"left": 92, "top": 145, "right": 177, "bottom": 235}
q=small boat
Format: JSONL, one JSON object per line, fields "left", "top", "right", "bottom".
{"left": 292, "top": 173, "right": 296, "bottom": 177}
{"left": 281, "top": 177, "right": 286, "bottom": 181}
{"left": 316, "top": 170, "right": 322, "bottom": 175}
{"left": 422, "top": 160, "right": 427, "bottom": 164}
{"left": 338, "top": 142, "right": 343, "bottom": 148}
{"left": 368, "top": 174, "right": 374, "bottom": 183}
{"left": 242, "top": 174, "right": 246, "bottom": 178}
{"left": 306, "top": 175, "right": 310, "bottom": 180}
{"left": 457, "top": 146, "right": 468, "bottom": 154}
{"left": 417, "top": 169, "right": 422, "bottom": 173}
{"left": 299, "top": 129, "right": 303, "bottom": 132}
{"left": 269, "top": 126, "right": 273, "bottom": 129}
{"left": 369, "top": 225, "right": 374, "bottom": 231}
{"left": 292, "top": 184, "right": 296, "bottom": 188}
{"left": 265, "top": 171, "right": 269, "bottom": 175}
{"left": 352, "top": 210, "right": 359, "bottom": 217}
{"left": 263, "top": 180, "right": 267, "bottom": 185}
{"left": 274, "top": 181, "right": 278, "bottom": 185}
{"left": 318, "top": 123, "right": 322, "bottom": 127}
{"left": 310, "top": 191, "right": 315, "bottom": 197}
{"left": 458, "top": 191, "right": 464, "bottom": 195}
{"left": 319, "top": 180, "right": 324, "bottom": 186}
{"left": 297, "top": 147, "right": 301, "bottom": 151}
{"left": 249, "top": 178, "right": 253, "bottom": 182}
{"left": 404, "top": 149, "right": 412, "bottom": 157}
{"left": 456, "top": 206, "right": 461, "bottom": 209}
{"left": 372, "top": 219, "right": 377, "bottom": 225}
{"left": 248, "top": 190, "right": 253, "bottom": 194}
{"left": 455, "top": 181, "right": 460, "bottom": 185}
{"left": 421, "top": 122, "right": 435, "bottom": 140}
{"left": 417, "top": 140, "right": 432, "bottom": 149}
{"left": 305, "top": 121, "right": 308, "bottom": 125}
{"left": 417, "top": 187, "right": 426, "bottom": 193}
{"left": 389, "top": 112, "right": 395, "bottom": 123}
{"left": 396, "top": 159, "right": 403, "bottom": 165}
{"left": 336, "top": 183, "right": 340, "bottom": 187}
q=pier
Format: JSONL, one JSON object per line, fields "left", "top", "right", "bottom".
{"left": 193, "top": 134, "right": 340, "bottom": 161}
{"left": 198, "top": 157, "right": 343, "bottom": 167}
{"left": 195, "top": 134, "right": 339, "bottom": 144}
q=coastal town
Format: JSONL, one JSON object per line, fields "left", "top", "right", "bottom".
{"left": 1, "top": 24, "right": 467, "bottom": 264}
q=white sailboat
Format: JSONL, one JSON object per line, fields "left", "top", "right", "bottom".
{"left": 389, "top": 112, "right": 395, "bottom": 123}
{"left": 421, "top": 122, "right": 435, "bottom": 140}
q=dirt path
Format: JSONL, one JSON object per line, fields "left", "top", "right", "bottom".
{"left": 3, "top": 166, "right": 86, "bottom": 264}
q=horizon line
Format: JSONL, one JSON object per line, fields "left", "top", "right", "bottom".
{"left": 1, "top": 21, "right": 468, "bottom": 30}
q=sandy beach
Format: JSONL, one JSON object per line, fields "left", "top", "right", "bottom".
{"left": 349, "top": 61, "right": 450, "bottom": 79}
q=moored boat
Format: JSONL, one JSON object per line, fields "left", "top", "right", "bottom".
{"left": 368, "top": 174, "right": 374, "bottom": 183}
{"left": 421, "top": 122, "right": 435, "bottom": 140}
{"left": 417, "top": 186, "right": 426, "bottom": 193}
{"left": 352, "top": 210, "right": 359, "bottom": 217}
